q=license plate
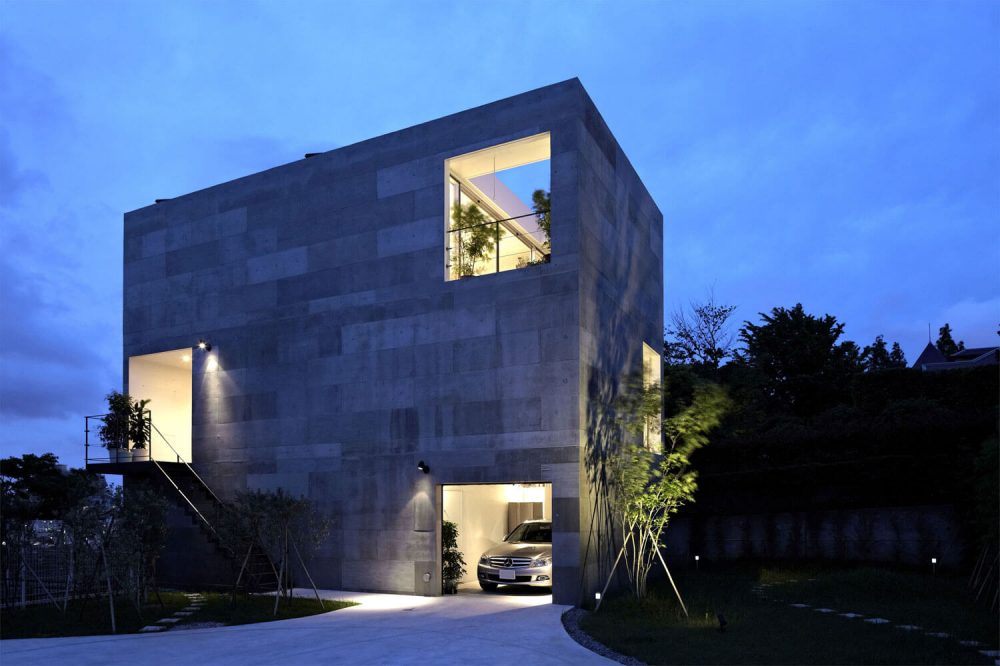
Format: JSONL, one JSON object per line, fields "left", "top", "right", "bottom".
{"left": 499, "top": 569, "right": 516, "bottom": 580}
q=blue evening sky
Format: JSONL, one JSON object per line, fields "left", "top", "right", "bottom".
{"left": 1, "top": 1, "right": 997, "bottom": 465}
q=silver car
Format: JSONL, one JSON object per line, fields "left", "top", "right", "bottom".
{"left": 476, "top": 520, "right": 552, "bottom": 591}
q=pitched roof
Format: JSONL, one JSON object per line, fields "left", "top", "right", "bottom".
{"left": 912, "top": 342, "right": 946, "bottom": 369}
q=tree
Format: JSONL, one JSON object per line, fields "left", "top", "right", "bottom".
{"left": 936, "top": 323, "right": 965, "bottom": 357}
{"left": 531, "top": 189, "right": 551, "bottom": 247}
{"left": 739, "top": 303, "right": 861, "bottom": 413}
{"left": 862, "top": 335, "right": 906, "bottom": 371}
{"left": 451, "top": 202, "right": 503, "bottom": 277}
{"left": 665, "top": 292, "right": 737, "bottom": 370}
{"left": 889, "top": 342, "right": 906, "bottom": 367}
{"left": 604, "top": 376, "right": 730, "bottom": 603}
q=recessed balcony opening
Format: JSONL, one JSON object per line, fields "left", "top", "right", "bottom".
{"left": 127, "top": 348, "right": 193, "bottom": 462}
{"left": 441, "top": 482, "right": 553, "bottom": 600}
{"left": 445, "top": 133, "right": 551, "bottom": 280}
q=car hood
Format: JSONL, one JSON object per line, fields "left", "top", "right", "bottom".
{"left": 482, "top": 542, "right": 551, "bottom": 559}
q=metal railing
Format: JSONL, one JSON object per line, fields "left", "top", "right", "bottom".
{"left": 84, "top": 412, "right": 224, "bottom": 537}
{"left": 447, "top": 211, "right": 550, "bottom": 279}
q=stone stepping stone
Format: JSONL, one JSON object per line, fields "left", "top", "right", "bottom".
{"left": 979, "top": 650, "right": 1000, "bottom": 658}
{"left": 789, "top": 603, "right": 810, "bottom": 608}
{"left": 182, "top": 606, "right": 200, "bottom": 611}
{"left": 924, "top": 632, "right": 950, "bottom": 638}
{"left": 813, "top": 608, "right": 836, "bottom": 613}
{"left": 839, "top": 613, "right": 864, "bottom": 619}
{"left": 156, "top": 617, "right": 181, "bottom": 624}
{"left": 864, "top": 618, "right": 890, "bottom": 624}
{"left": 958, "top": 640, "right": 982, "bottom": 647}
{"left": 139, "top": 625, "right": 166, "bottom": 632}
{"left": 895, "top": 625, "right": 922, "bottom": 631}
{"left": 174, "top": 611, "right": 194, "bottom": 617}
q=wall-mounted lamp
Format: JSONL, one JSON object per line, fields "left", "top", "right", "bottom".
{"left": 417, "top": 460, "right": 430, "bottom": 474}
{"left": 197, "top": 339, "right": 213, "bottom": 352}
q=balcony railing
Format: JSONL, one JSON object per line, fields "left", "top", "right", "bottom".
{"left": 84, "top": 411, "right": 183, "bottom": 465}
{"left": 447, "top": 211, "right": 549, "bottom": 280}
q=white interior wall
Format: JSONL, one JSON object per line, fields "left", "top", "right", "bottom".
{"left": 128, "top": 349, "right": 193, "bottom": 462}
{"left": 442, "top": 483, "right": 551, "bottom": 584}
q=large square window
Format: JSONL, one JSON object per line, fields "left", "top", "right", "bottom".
{"left": 445, "top": 133, "right": 551, "bottom": 280}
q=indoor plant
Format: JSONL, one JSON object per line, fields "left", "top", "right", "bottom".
{"left": 441, "top": 520, "right": 466, "bottom": 594}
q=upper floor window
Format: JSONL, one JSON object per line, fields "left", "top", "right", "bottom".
{"left": 445, "top": 133, "right": 551, "bottom": 281}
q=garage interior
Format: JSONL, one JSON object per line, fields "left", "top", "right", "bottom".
{"left": 442, "top": 482, "right": 553, "bottom": 591}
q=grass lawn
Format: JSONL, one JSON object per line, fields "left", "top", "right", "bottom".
{"left": 1, "top": 591, "right": 355, "bottom": 640}
{"left": 580, "top": 565, "right": 998, "bottom": 665}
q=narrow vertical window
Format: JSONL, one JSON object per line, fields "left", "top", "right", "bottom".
{"left": 444, "top": 133, "right": 551, "bottom": 281}
{"left": 642, "top": 342, "right": 662, "bottom": 452}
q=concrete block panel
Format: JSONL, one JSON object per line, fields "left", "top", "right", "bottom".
{"left": 376, "top": 216, "right": 440, "bottom": 258}
{"left": 247, "top": 247, "right": 308, "bottom": 284}
{"left": 376, "top": 155, "right": 441, "bottom": 199}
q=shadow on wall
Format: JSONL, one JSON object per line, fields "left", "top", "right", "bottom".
{"left": 580, "top": 258, "right": 650, "bottom": 605}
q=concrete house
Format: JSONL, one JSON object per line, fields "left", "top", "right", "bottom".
{"left": 99, "top": 79, "right": 663, "bottom": 606}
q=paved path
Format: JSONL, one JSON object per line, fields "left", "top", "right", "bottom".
{"left": 1, "top": 587, "right": 611, "bottom": 665}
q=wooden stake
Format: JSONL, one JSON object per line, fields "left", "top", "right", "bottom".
{"left": 649, "top": 527, "right": 688, "bottom": 618}
{"left": 291, "top": 536, "right": 324, "bottom": 610}
{"left": 100, "top": 543, "right": 116, "bottom": 634}
{"left": 272, "top": 555, "right": 285, "bottom": 617}
{"left": 232, "top": 541, "right": 254, "bottom": 603}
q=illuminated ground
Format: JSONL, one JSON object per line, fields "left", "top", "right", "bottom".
{"left": 1, "top": 587, "right": 609, "bottom": 665}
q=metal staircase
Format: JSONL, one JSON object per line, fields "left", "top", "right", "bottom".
{"left": 85, "top": 414, "right": 279, "bottom": 594}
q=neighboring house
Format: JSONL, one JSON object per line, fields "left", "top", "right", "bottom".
{"left": 89, "top": 79, "right": 663, "bottom": 606}
{"left": 912, "top": 343, "right": 999, "bottom": 372}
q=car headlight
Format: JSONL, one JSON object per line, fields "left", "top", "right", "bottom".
{"left": 532, "top": 558, "right": 549, "bottom": 567}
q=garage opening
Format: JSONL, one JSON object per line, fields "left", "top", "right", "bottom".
{"left": 441, "top": 482, "right": 553, "bottom": 599}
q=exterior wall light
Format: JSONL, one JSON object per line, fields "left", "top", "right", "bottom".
{"left": 417, "top": 460, "right": 430, "bottom": 474}
{"left": 197, "top": 339, "right": 212, "bottom": 352}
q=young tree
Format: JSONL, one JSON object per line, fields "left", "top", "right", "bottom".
{"left": 451, "top": 202, "right": 503, "bottom": 277}
{"left": 604, "top": 376, "right": 730, "bottom": 604}
{"left": 935, "top": 323, "right": 965, "bottom": 357}
{"left": 665, "top": 292, "right": 737, "bottom": 370}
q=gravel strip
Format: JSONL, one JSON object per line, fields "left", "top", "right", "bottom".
{"left": 561, "top": 608, "right": 644, "bottom": 666}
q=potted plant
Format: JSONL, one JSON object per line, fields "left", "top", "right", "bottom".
{"left": 98, "top": 391, "right": 150, "bottom": 462}
{"left": 129, "top": 397, "right": 151, "bottom": 460}
{"left": 441, "top": 520, "right": 466, "bottom": 594}
{"left": 451, "top": 202, "right": 503, "bottom": 278}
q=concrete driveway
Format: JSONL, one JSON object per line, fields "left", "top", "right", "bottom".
{"left": 1, "top": 587, "right": 611, "bottom": 665}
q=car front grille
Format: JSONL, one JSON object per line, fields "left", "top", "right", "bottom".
{"left": 488, "top": 556, "right": 534, "bottom": 568}
{"left": 485, "top": 573, "right": 534, "bottom": 583}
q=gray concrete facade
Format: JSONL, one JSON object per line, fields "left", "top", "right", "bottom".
{"left": 122, "top": 79, "right": 663, "bottom": 606}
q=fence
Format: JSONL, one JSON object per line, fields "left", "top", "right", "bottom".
{"left": 1, "top": 536, "right": 134, "bottom": 609}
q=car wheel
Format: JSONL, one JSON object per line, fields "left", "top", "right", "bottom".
{"left": 479, "top": 581, "right": 498, "bottom": 592}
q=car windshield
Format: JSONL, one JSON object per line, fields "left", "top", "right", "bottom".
{"left": 505, "top": 522, "right": 551, "bottom": 544}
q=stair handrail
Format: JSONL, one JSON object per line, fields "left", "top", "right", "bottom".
{"left": 147, "top": 416, "right": 225, "bottom": 508}
{"left": 149, "top": 457, "right": 221, "bottom": 539}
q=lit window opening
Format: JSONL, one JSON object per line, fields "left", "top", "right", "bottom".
{"left": 445, "top": 133, "right": 551, "bottom": 280}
